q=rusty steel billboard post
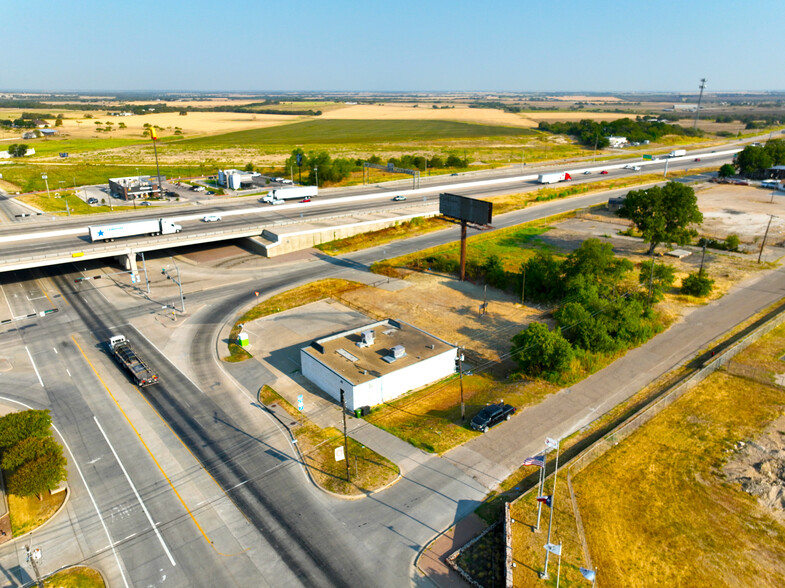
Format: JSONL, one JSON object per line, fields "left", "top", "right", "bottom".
{"left": 439, "top": 193, "right": 493, "bottom": 281}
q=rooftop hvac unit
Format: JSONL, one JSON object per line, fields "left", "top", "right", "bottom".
{"left": 357, "top": 330, "right": 375, "bottom": 348}
{"left": 391, "top": 345, "right": 406, "bottom": 359}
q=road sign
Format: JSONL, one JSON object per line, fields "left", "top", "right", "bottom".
{"left": 297, "top": 394, "right": 304, "bottom": 411}
{"left": 643, "top": 154, "right": 653, "bottom": 160}
{"left": 334, "top": 446, "right": 345, "bottom": 462}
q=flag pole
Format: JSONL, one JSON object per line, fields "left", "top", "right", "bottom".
{"left": 535, "top": 445, "right": 546, "bottom": 531}
{"left": 541, "top": 439, "right": 560, "bottom": 579}
{"left": 556, "top": 546, "right": 562, "bottom": 588}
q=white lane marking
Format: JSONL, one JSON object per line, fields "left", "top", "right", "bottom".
{"left": 0, "top": 284, "right": 14, "bottom": 319}
{"left": 0, "top": 395, "right": 130, "bottom": 588}
{"left": 25, "top": 346, "right": 43, "bottom": 387}
{"left": 53, "top": 347, "right": 58, "bottom": 354}
{"left": 93, "top": 416, "right": 177, "bottom": 567}
{"left": 66, "top": 369, "right": 71, "bottom": 377}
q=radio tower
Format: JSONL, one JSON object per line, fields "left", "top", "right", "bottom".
{"left": 694, "top": 78, "right": 707, "bottom": 129}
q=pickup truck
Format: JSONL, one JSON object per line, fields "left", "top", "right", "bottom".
{"left": 471, "top": 402, "right": 515, "bottom": 432}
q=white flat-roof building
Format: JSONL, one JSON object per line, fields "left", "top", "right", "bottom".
{"left": 607, "top": 136, "right": 627, "bottom": 148}
{"left": 301, "top": 319, "right": 457, "bottom": 411}
{"left": 218, "top": 169, "right": 259, "bottom": 190}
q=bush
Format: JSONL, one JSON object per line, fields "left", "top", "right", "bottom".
{"left": 511, "top": 322, "right": 574, "bottom": 381}
{"left": 681, "top": 272, "right": 714, "bottom": 297}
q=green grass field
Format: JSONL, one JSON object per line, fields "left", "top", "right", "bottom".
{"left": 12, "top": 136, "right": 145, "bottom": 157}
{"left": 174, "top": 119, "right": 537, "bottom": 148}
{"left": 0, "top": 164, "right": 205, "bottom": 192}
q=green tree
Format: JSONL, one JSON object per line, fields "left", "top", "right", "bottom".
{"left": 1, "top": 436, "right": 62, "bottom": 471}
{"left": 617, "top": 182, "right": 703, "bottom": 255}
{"left": 482, "top": 255, "right": 507, "bottom": 289}
{"left": 54, "top": 118, "right": 63, "bottom": 127}
{"left": 244, "top": 162, "right": 255, "bottom": 172}
{"left": 563, "top": 239, "right": 633, "bottom": 297}
{"left": 0, "top": 410, "right": 51, "bottom": 450}
{"left": 735, "top": 145, "right": 772, "bottom": 176}
{"left": 555, "top": 301, "right": 615, "bottom": 353}
{"left": 511, "top": 322, "right": 573, "bottom": 380}
{"left": 521, "top": 253, "right": 564, "bottom": 303}
{"left": 6, "top": 452, "right": 67, "bottom": 499}
{"left": 718, "top": 163, "right": 735, "bottom": 178}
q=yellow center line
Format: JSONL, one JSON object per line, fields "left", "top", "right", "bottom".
{"left": 71, "top": 336, "right": 214, "bottom": 544}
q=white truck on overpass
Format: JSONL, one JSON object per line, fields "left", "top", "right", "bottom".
{"left": 88, "top": 218, "right": 182, "bottom": 242}
{"left": 260, "top": 186, "right": 318, "bottom": 204}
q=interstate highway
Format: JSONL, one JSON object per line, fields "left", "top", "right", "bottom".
{"left": 0, "top": 149, "right": 736, "bottom": 273}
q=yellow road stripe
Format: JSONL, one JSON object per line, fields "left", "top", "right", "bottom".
{"left": 71, "top": 336, "right": 214, "bottom": 544}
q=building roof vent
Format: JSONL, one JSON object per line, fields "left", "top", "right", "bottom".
{"left": 391, "top": 345, "right": 406, "bottom": 359}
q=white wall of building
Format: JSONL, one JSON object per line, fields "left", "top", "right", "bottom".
{"left": 301, "top": 347, "right": 458, "bottom": 411}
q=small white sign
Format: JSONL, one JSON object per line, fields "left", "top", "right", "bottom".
{"left": 334, "top": 446, "right": 345, "bottom": 462}
{"left": 297, "top": 394, "right": 304, "bottom": 411}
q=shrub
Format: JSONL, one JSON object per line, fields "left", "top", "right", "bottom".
{"left": 681, "top": 272, "right": 714, "bottom": 297}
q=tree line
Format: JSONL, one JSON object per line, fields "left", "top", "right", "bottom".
{"left": 282, "top": 150, "right": 470, "bottom": 185}
{"left": 537, "top": 117, "right": 703, "bottom": 149}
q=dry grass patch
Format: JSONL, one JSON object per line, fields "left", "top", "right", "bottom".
{"left": 315, "top": 216, "right": 451, "bottom": 255}
{"left": 8, "top": 491, "right": 66, "bottom": 536}
{"left": 44, "top": 566, "right": 105, "bottom": 588}
{"left": 260, "top": 386, "right": 399, "bottom": 496}
{"left": 366, "top": 373, "right": 557, "bottom": 454}
{"left": 573, "top": 370, "right": 785, "bottom": 587}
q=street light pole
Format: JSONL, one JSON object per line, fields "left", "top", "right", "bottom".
{"left": 25, "top": 544, "right": 44, "bottom": 588}
{"left": 314, "top": 166, "right": 319, "bottom": 188}
{"left": 41, "top": 174, "right": 50, "bottom": 199}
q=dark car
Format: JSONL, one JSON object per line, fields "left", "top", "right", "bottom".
{"left": 470, "top": 402, "right": 515, "bottom": 432}
{"left": 87, "top": 197, "right": 98, "bottom": 204}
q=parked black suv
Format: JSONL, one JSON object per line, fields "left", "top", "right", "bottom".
{"left": 470, "top": 402, "right": 515, "bottom": 432}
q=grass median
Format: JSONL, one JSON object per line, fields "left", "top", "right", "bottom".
{"left": 44, "top": 566, "right": 105, "bottom": 588}
{"left": 260, "top": 386, "right": 399, "bottom": 496}
{"left": 8, "top": 491, "right": 66, "bottom": 536}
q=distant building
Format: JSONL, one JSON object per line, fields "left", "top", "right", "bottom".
{"left": 40, "top": 129, "right": 57, "bottom": 136}
{"left": 672, "top": 103, "right": 698, "bottom": 112}
{"left": 108, "top": 175, "right": 166, "bottom": 200}
{"left": 301, "top": 319, "right": 457, "bottom": 411}
{"left": 767, "top": 166, "right": 785, "bottom": 180}
{"left": 607, "top": 196, "right": 626, "bottom": 212}
{"left": 217, "top": 169, "right": 259, "bottom": 190}
{"left": 607, "top": 136, "right": 627, "bottom": 148}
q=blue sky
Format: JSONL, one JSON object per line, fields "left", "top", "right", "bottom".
{"left": 5, "top": 0, "right": 783, "bottom": 93}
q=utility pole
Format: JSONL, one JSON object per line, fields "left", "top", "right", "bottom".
{"left": 758, "top": 215, "right": 774, "bottom": 264}
{"left": 140, "top": 252, "right": 150, "bottom": 294}
{"left": 340, "top": 389, "right": 351, "bottom": 482}
{"left": 521, "top": 267, "right": 526, "bottom": 304}
{"left": 694, "top": 78, "right": 707, "bottom": 130}
{"left": 699, "top": 242, "right": 707, "bottom": 276}
{"left": 41, "top": 174, "right": 50, "bottom": 199}
{"left": 25, "top": 544, "right": 44, "bottom": 588}
{"left": 457, "top": 349, "right": 465, "bottom": 420}
{"left": 646, "top": 257, "right": 656, "bottom": 308}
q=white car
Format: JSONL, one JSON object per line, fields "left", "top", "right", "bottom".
{"left": 631, "top": 166, "right": 642, "bottom": 171}
{"left": 393, "top": 195, "right": 407, "bottom": 201}
{"left": 281, "top": 179, "right": 294, "bottom": 185}
{"left": 270, "top": 199, "right": 285, "bottom": 205}
{"left": 202, "top": 215, "right": 221, "bottom": 222}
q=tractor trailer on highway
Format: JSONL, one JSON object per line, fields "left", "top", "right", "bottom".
{"left": 668, "top": 149, "right": 687, "bottom": 158}
{"left": 260, "top": 186, "right": 318, "bottom": 204}
{"left": 108, "top": 335, "right": 159, "bottom": 387}
{"left": 537, "top": 172, "right": 572, "bottom": 184}
{"left": 88, "top": 219, "right": 182, "bottom": 242}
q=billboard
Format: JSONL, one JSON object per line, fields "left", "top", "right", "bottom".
{"left": 439, "top": 193, "right": 492, "bottom": 225}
